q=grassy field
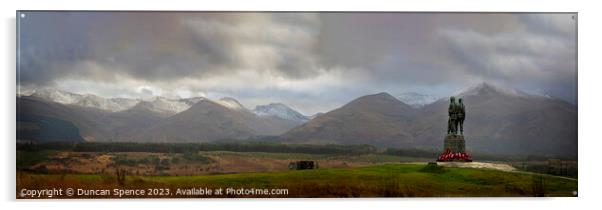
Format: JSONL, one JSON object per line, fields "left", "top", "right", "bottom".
{"left": 200, "top": 151, "right": 432, "bottom": 163}
{"left": 17, "top": 150, "right": 433, "bottom": 176}
{"left": 17, "top": 163, "right": 577, "bottom": 198}
{"left": 17, "top": 150, "right": 59, "bottom": 169}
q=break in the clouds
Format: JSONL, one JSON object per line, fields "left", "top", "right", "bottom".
{"left": 17, "top": 12, "right": 577, "bottom": 115}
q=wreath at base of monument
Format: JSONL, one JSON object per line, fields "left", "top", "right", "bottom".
{"left": 437, "top": 148, "right": 472, "bottom": 162}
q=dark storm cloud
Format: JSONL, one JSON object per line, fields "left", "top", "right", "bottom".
{"left": 436, "top": 14, "right": 576, "bottom": 102}
{"left": 17, "top": 12, "right": 577, "bottom": 113}
{"left": 314, "top": 13, "right": 576, "bottom": 103}
{"left": 18, "top": 12, "right": 322, "bottom": 85}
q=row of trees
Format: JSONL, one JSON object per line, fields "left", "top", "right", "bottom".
{"left": 17, "top": 141, "right": 567, "bottom": 161}
{"left": 17, "top": 141, "right": 378, "bottom": 155}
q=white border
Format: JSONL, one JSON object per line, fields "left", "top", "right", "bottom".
{"left": 2, "top": 0, "right": 600, "bottom": 210}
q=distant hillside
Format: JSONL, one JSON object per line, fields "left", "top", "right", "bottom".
{"left": 411, "top": 83, "right": 577, "bottom": 157}
{"left": 17, "top": 96, "right": 114, "bottom": 142}
{"left": 284, "top": 92, "right": 416, "bottom": 146}
{"left": 17, "top": 114, "right": 84, "bottom": 142}
{"left": 17, "top": 94, "right": 305, "bottom": 143}
{"left": 17, "top": 83, "right": 578, "bottom": 158}
{"left": 283, "top": 83, "right": 577, "bottom": 158}
{"left": 126, "top": 100, "right": 256, "bottom": 142}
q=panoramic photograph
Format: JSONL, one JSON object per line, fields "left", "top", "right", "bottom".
{"left": 15, "top": 11, "right": 577, "bottom": 198}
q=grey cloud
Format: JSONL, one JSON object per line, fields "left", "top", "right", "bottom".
{"left": 437, "top": 14, "right": 576, "bottom": 102}
{"left": 518, "top": 14, "right": 576, "bottom": 38}
{"left": 312, "top": 13, "right": 576, "bottom": 103}
{"left": 17, "top": 12, "right": 577, "bottom": 114}
{"left": 19, "top": 12, "right": 323, "bottom": 86}
{"left": 140, "top": 88, "right": 153, "bottom": 96}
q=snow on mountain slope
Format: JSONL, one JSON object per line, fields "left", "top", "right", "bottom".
{"left": 147, "top": 97, "right": 193, "bottom": 114}
{"left": 24, "top": 89, "right": 309, "bottom": 122}
{"left": 24, "top": 88, "right": 213, "bottom": 114}
{"left": 179, "top": 97, "right": 206, "bottom": 106}
{"left": 457, "top": 82, "right": 533, "bottom": 98}
{"left": 253, "top": 103, "right": 309, "bottom": 123}
{"left": 77, "top": 95, "right": 140, "bottom": 112}
{"left": 30, "top": 89, "right": 140, "bottom": 112}
{"left": 216, "top": 97, "right": 246, "bottom": 110}
{"left": 30, "top": 89, "right": 84, "bottom": 104}
{"left": 396, "top": 92, "right": 439, "bottom": 108}
{"left": 395, "top": 83, "right": 554, "bottom": 108}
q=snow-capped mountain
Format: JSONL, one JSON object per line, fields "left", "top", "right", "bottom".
{"left": 284, "top": 85, "right": 577, "bottom": 157}
{"left": 216, "top": 97, "right": 246, "bottom": 110}
{"left": 23, "top": 88, "right": 309, "bottom": 124}
{"left": 76, "top": 95, "right": 140, "bottom": 112}
{"left": 145, "top": 97, "right": 203, "bottom": 114}
{"left": 18, "top": 83, "right": 577, "bottom": 157}
{"left": 456, "top": 82, "right": 537, "bottom": 98}
{"left": 29, "top": 89, "right": 140, "bottom": 112}
{"left": 395, "top": 83, "right": 552, "bottom": 108}
{"left": 30, "top": 89, "right": 85, "bottom": 104}
{"left": 252, "top": 103, "right": 309, "bottom": 123}
{"left": 180, "top": 97, "right": 206, "bottom": 106}
{"left": 396, "top": 92, "right": 439, "bottom": 108}
{"left": 24, "top": 88, "right": 208, "bottom": 113}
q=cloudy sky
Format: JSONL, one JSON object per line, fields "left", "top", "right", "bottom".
{"left": 17, "top": 12, "right": 577, "bottom": 115}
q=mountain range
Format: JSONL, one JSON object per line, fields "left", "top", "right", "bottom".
{"left": 284, "top": 83, "right": 577, "bottom": 157}
{"left": 17, "top": 82, "right": 577, "bottom": 157}
{"left": 17, "top": 89, "right": 309, "bottom": 142}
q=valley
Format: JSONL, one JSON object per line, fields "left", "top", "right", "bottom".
{"left": 17, "top": 82, "right": 578, "bottom": 158}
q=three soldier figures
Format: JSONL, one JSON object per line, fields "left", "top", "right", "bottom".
{"left": 447, "top": 97, "right": 465, "bottom": 135}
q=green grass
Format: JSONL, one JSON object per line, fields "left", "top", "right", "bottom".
{"left": 18, "top": 163, "right": 577, "bottom": 197}
{"left": 132, "top": 164, "right": 578, "bottom": 196}
{"left": 16, "top": 150, "right": 59, "bottom": 169}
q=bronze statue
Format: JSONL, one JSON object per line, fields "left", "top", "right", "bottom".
{"left": 447, "top": 97, "right": 458, "bottom": 135}
{"left": 439, "top": 96, "right": 471, "bottom": 162}
{"left": 457, "top": 98, "right": 465, "bottom": 134}
{"left": 447, "top": 97, "right": 465, "bottom": 135}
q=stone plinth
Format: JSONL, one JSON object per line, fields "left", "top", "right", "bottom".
{"left": 444, "top": 134, "right": 465, "bottom": 153}
{"left": 437, "top": 134, "right": 472, "bottom": 162}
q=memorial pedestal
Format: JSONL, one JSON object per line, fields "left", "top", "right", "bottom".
{"left": 437, "top": 134, "right": 472, "bottom": 162}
